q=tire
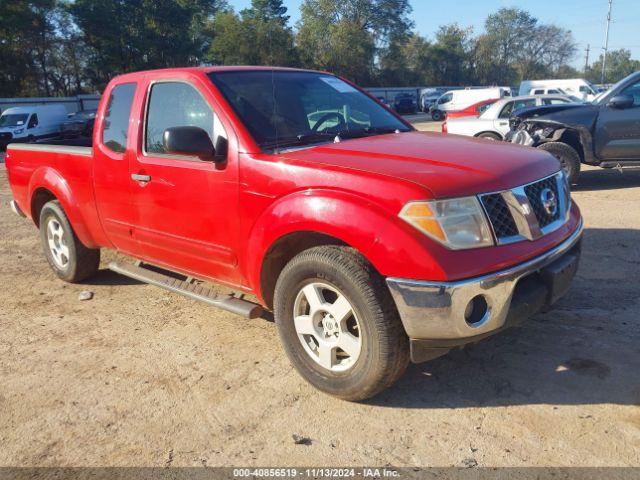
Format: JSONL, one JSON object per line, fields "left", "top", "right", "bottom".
{"left": 39, "top": 200, "right": 100, "bottom": 283}
{"left": 537, "top": 142, "right": 581, "bottom": 184}
{"left": 477, "top": 132, "right": 502, "bottom": 141}
{"left": 27, "top": 135, "right": 35, "bottom": 143}
{"left": 431, "top": 110, "right": 444, "bottom": 121}
{"left": 274, "top": 246, "right": 409, "bottom": 401}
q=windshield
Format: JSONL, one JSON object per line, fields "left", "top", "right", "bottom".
{"left": 0, "top": 113, "right": 29, "bottom": 128}
{"left": 208, "top": 71, "right": 410, "bottom": 151}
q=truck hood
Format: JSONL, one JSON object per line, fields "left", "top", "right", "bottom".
{"left": 512, "top": 104, "right": 600, "bottom": 131}
{"left": 280, "top": 131, "right": 560, "bottom": 198}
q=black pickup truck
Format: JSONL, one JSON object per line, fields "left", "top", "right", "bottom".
{"left": 509, "top": 71, "right": 640, "bottom": 184}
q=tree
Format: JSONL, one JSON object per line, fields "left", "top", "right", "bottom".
{"left": 474, "top": 8, "right": 576, "bottom": 85}
{"left": 429, "top": 25, "right": 475, "bottom": 85}
{"left": 208, "top": 1, "right": 297, "bottom": 67}
{"left": 241, "top": 0, "right": 289, "bottom": 25}
{"left": 296, "top": 0, "right": 413, "bottom": 85}
{"left": 587, "top": 49, "right": 640, "bottom": 84}
{"left": 69, "top": 0, "right": 226, "bottom": 89}
{"left": 0, "top": 1, "right": 41, "bottom": 96}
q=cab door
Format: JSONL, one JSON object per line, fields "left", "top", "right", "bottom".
{"left": 127, "top": 75, "right": 241, "bottom": 286}
{"left": 595, "top": 79, "right": 640, "bottom": 161}
{"left": 93, "top": 82, "right": 139, "bottom": 254}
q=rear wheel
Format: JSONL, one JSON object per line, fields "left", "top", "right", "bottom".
{"left": 273, "top": 246, "right": 409, "bottom": 401}
{"left": 477, "top": 132, "right": 502, "bottom": 141}
{"left": 538, "top": 142, "right": 581, "bottom": 184}
{"left": 39, "top": 200, "right": 100, "bottom": 282}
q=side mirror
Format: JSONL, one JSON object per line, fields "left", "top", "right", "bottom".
{"left": 163, "top": 126, "right": 215, "bottom": 160}
{"left": 607, "top": 94, "right": 634, "bottom": 109}
{"left": 213, "top": 135, "right": 228, "bottom": 163}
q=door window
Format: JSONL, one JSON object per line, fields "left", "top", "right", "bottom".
{"left": 145, "top": 82, "right": 221, "bottom": 156}
{"left": 533, "top": 89, "right": 544, "bottom": 95}
{"left": 500, "top": 99, "right": 535, "bottom": 118}
{"left": 27, "top": 114, "right": 38, "bottom": 129}
{"left": 543, "top": 98, "right": 570, "bottom": 105}
{"left": 621, "top": 81, "right": 640, "bottom": 107}
{"left": 103, "top": 83, "right": 136, "bottom": 154}
{"left": 438, "top": 93, "right": 453, "bottom": 105}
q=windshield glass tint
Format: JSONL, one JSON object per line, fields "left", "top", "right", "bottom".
{"left": 0, "top": 114, "right": 29, "bottom": 127}
{"left": 208, "top": 71, "right": 409, "bottom": 149}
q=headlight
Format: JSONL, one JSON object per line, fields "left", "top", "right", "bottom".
{"left": 13, "top": 128, "right": 24, "bottom": 134}
{"left": 399, "top": 197, "right": 494, "bottom": 250}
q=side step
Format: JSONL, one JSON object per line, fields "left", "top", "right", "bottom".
{"left": 109, "top": 261, "right": 264, "bottom": 319}
{"left": 599, "top": 161, "right": 640, "bottom": 168}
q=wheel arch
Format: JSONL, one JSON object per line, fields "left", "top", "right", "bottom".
{"left": 474, "top": 130, "right": 503, "bottom": 140}
{"left": 260, "top": 231, "right": 349, "bottom": 309}
{"left": 245, "top": 190, "right": 447, "bottom": 308}
{"left": 27, "top": 167, "right": 99, "bottom": 248}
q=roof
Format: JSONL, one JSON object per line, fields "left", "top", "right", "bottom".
{"left": 112, "top": 65, "right": 325, "bottom": 81}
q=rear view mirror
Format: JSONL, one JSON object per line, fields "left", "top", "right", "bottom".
{"left": 607, "top": 94, "right": 634, "bottom": 109}
{"left": 163, "top": 126, "right": 215, "bottom": 160}
{"left": 213, "top": 136, "right": 228, "bottom": 163}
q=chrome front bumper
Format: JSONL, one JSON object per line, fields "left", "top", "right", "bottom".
{"left": 386, "top": 219, "right": 583, "bottom": 343}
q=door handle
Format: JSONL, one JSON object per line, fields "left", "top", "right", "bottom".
{"left": 131, "top": 173, "right": 151, "bottom": 183}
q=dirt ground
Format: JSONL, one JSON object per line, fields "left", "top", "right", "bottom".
{"left": 1, "top": 124, "right": 639, "bottom": 467}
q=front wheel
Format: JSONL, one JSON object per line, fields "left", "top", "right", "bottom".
{"left": 431, "top": 110, "right": 444, "bottom": 121}
{"left": 273, "top": 246, "right": 409, "bottom": 401}
{"left": 538, "top": 142, "right": 581, "bottom": 184}
{"left": 39, "top": 200, "right": 100, "bottom": 282}
{"left": 477, "top": 132, "right": 502, "bottom": 141}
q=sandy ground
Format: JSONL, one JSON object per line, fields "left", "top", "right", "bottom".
{"left": 0, "top": 124, "right": 639, "bottom": 467}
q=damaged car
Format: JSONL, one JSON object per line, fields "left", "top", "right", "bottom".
{"left": 508, "top": 71, "right": 640, "bottom": 184}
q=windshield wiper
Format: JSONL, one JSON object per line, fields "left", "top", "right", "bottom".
{"left": 263, "top": 127, "right": 407, "bottom": 152}
{"left": 262, "top": 132, "right": 341, "bottom": 151}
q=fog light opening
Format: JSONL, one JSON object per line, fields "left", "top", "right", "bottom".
{"left": 464, "top": 295, "right": 488, "bottom": 326}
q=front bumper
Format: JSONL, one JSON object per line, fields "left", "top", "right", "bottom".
{"left": 386, "top": 220, "right": 583, "bottom": 362}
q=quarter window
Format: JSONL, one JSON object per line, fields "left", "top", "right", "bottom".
{"left": 543, "top": 98, "right": 569, "bottom": 105}
{"left": 102, "top": 83, "right": 136, "bottom": 154}
{"left": 145, "top": 82, "right": 217, "bottom": 156}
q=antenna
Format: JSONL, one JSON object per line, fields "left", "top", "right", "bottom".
{"left": 601, "top": 0, "right": 613, "bottom": 84}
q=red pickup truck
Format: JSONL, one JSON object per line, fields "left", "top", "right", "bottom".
{"left": 5, "top": 67, "right": 583, "bottom": 401}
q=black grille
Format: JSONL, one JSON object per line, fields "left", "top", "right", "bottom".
{"left": 481, "top": 193, "right": 519, "bottom": 238}
{"left": 524, "top": 176, "right": 560, "bottom": 228}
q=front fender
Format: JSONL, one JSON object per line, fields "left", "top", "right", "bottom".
{"left": 28, "top": 166, "right": 99, "bottom": 248}
{"left": 244, "top": 189, "right": 447, "bottom": 300}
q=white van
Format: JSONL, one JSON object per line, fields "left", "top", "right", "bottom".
{"left": 0, "top": 105, "right": 68, "bottom": 148}
{"left": 430, "top": 87, "right": 511, "bottom": 120}
{"left": 519, "top": 79, "right": 597, "bottom": 102}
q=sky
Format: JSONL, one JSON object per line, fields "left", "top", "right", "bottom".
{"left": 231, "top": 0, "right": 640, "bottom": 69}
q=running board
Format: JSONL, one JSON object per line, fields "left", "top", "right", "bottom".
{"left": 108, "top": 261, "right": 264, "bottom": 319}
{"left": 599, "top": 161, "right": 640, "bottom": 168}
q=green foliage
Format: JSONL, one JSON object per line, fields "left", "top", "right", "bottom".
{"left": 474, "top": 8, "right": 577, "bottom": 86}
{"left": 1, "top": 2, "right": 638, "bottom": 96}
{"left": 587, "top": 49, "right": 640, "bottom": 84}
{"left": 296, "top": 0, "right": 412, "bottom": 85}
{"left": 69, "top": 0, "right": 225, "bottom": 89}
{"left": 208, "top": 1, "right": 297, "bottom": 67}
